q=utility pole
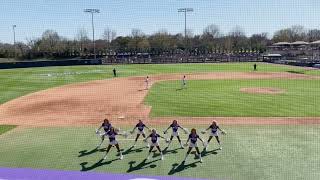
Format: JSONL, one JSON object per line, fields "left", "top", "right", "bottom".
{"left": 84, "top": 9, "right": 100, "bottom": 59}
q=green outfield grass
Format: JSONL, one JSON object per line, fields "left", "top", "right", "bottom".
{"left": 306, "top": 69, "right": 320, "bottom": 76}
{"left": 0, "top": 125, "right": 16, "bottom": 135}
{"left": 0, "top": 125, "right": 319, "bottom": 180}
{"left": 145, "top": 79, "right": 320, "bottom": 117}
{"left": 0, "top": 62, "right": 318, "bottom": 104}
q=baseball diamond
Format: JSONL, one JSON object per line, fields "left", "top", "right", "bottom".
{"left": 1, "top": 63, "right": 320, "bottom": 180}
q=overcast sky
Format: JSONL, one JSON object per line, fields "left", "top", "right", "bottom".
{"left": 1, "top": 0, "right": 320, "bottom": 43}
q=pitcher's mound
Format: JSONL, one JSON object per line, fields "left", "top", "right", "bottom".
{"left": 240, "top": 87, "right": 285, "bottom": 95}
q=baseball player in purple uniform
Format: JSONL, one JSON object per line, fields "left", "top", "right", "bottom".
{"left": 96, "top": 119, "right": 112, "bottom": 148}
{"left": 130, "top": 120, "right": 151, "bottom": 147}
{"left": 163, "top": 120, "right": 187, "bottom": 149}
{"left": 183, "top": 128, "right": 205, "bottom": 163}
{"left": 144, "top": 129, "right": 166, "bottom": 160}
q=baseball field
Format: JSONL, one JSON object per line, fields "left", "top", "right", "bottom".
{"left": 0, "top": 62, "right": 320, "bottom": 180}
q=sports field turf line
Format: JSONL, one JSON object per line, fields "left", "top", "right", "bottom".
{"left": 0, "top": 125, "right": 16, "bottom": 135}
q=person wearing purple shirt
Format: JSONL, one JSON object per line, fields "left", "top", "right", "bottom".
{"left": 130, "top": 119, "right": 150, "bottom": 147}
{"left": 144, "top": 129, "right": 166, "bottom": 160}
{"left": 202, "top": 121, "right": 226, "bottom": 151}
{"left": 101, "top": 127, "right": 124, "bottom": 160}
{"left": 95, "top": 119, "right": 112, "bottom": 148}
{"left": 163, "top": 120, "right": 186, "bottom": 149}
{"left": 183, "top": 128, "right": 204, "bottom": 163}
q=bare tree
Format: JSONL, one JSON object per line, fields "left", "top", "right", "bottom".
{"left": 0, "top": 43, "right": 15, "bottom": 59}
{"left": 229, "top": 26, "right": 246, "bottom": 37}
{"left": 201, "top": 24, "right": 222, "bottom": 53}
{"left": 229, "top": 26, "right": 248, "bottom": 51}
{"left": 39, "top": 30, "right": 61, "bottom": 55}
{"left": 131, "top": 28, "right": 144, "bottom": 38}
{"left": 76, "top": 28, "right": 89, "bottom": 41}
{"left": 307, "top": 29, "right": 320, "bottom": 42}
{"left": 203, "top": 24, "right": 221, "bottom": 39}
{"left": 273, "top": 26, "right": 306, "bottom": 42}
{"left": 149, "top": 29, "right": 176, "bottom": 54}
{"left": 157, "top": 28, "right": 169, "bottom": 35}
{"left": 26, "top": 37, "right": 38, "bottom": 49}
{"left": 249, "top": 33, "right": 269, "bottom": 52}
{"left": 290, "top": 25, "right": 306, "bottom": 41}
{"left": 137, "top": 38, "right": 150, "bottom": 52}
{"left": 102, "top": 27, "right": 117, "bottom": 54}
{"left": 185, "top": 29, "right": 194, "bottom": 38}
{"left": 128, "top": 29, "right": 145, "bottom": 53}
{"left": 25, "top": 37, "right": 40, "bottom": 59}
{"left": 273, "top": 28, "right": 291, "bottom": 42}
{"left": 76, "top": 28, "right": 89, "bottom": 54}
{"left": 103, "top": 27, "right": 117, "bottom": 43}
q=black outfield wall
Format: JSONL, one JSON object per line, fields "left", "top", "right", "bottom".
{"left": 0, "top": 59, "right": 102, "bottom": 69}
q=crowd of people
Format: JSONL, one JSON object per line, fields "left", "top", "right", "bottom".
{"left": 103, "top": 52, "right": 261, "bottom": 64}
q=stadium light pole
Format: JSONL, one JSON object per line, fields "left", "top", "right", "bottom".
{"left": 12, "top": 25, "right": 16, "bottom": 59}
{"left": 178, "top": 8, "right": 193, "bottom": 52}
{"left": 178, "top": 8, "right": 193, "bottom": 39}
{"left": 84, "top": 9, "right": 100, "bottom": 60}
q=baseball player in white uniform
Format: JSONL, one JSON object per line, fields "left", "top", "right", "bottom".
{"left": 182, "top": 75, "right": 187, "bottom": 89}
{"left": 145, "top": 76, "right": 149, "bottom": 90}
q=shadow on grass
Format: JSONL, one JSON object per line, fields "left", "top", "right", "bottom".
{"left": 78, "top": 145, "right": 124, "bottom": 157}
{"left": 123, "top": 146, "right": 145, "bottom": 155}
{"left": 287, "top": 70, "right": 305, "bottom": 74}
{"left": 168, "top": 161, "right": 199, "bottom": 175}
{"left": 168, "top": 148, "right": 220, "bottom": 175}
{"left": 163, "top": 147, "right": 181, "bottom": 155}
{"left": 152, "top": 152, "right": 163, "bottom": 158}
{"left": 78, "top": 147, "right": 104, "bottom": 157}
{"left": 80, "top": 158, "right": 119, "bottom": 171}
{"left": 127, "top": 158, "right": 159, "bottom": 173}
{"left": 201, "top": 148, "right": 220, "bottom": 157}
